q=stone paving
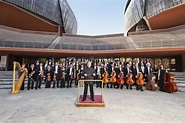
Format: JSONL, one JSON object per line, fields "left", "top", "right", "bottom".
{"left": 0, "top": 87, "right": 185, "bottom": 123}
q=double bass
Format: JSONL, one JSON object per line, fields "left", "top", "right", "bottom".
{"left": 110, "top": 71, "right": 117, "bottom": 83}
{"left": 126, "top": 73, "right": 134, "bottom": 85}
{"left": 136, "top": 72, "right": 144, "bottom": 86}
{"left": 164, "top": 72, "right": 178, "bottom": 93}
{"left": 117, "top": 72, "right": 124, "bottom": 85}
{"left": 102, "top": 72, "right": 109, "bottom": 84}
{"left": 146, "top": 73, "right": 158, "bottom": 91}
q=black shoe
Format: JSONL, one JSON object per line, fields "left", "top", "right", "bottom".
{"left": 130, "top": 88, "right": 132, "bottom": 90}
{"left": 82, "top": 99, "right": 86, "bottom": 102}
{"left": 141, "top": 89, "right": 144, "bottom": 91}
{"left": 91, "top": 99, "right": 94, "bottom": 102}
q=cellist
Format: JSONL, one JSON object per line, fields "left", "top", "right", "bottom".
{"left": 124, "top": 62, "right": 133, "bottom": 90}
{"left": 132, "top": 63, "right": 142, "bottom": 90}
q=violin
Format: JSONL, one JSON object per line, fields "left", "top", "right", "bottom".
{"left": 41, "top": 71, "right": 44, "bottom": 78}
{"left": 102, "top": 72, "right": 109, "bottom": 84}
{"left": 146, "top": 73, "right": 158, "bottom": 91}
{"left": 126, "top": 73, "right": 134, "bottom": 85}
{"left": 61, "top": 72, "right": 65, "bottom": 80}
{"left": 110, "top": 71, "right": 117, "bottom": 83}
{"left": 136, "top": 72, "right": 144, "bottom": 85}
{"left": 117, "top": 72, "right": 124, "bottom": 84}
{"left": 164, "top": 72, "right": 178, "bottom": 93}
{"left": 53, "top": 74, "right": 56, "bottom": 81}
{"left": 98, "top": 73, "right": 102, "bottom": 79}
{"left": 47, "top": 74, "right": 51, "bottom": 81}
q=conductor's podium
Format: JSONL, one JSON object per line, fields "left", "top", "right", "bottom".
{"left": 76, "top": 80, "right": 105, "bottom": 107}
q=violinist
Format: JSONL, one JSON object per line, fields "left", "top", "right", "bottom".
{"left": 52, "top": 62, "right": 61, "bottom": 88}
{"left": 35, "top": 62, "right": 44, "bottom": 90}
{"left": 60, "top": 66, "right": 66, "bottom": 88}
{"left": 66, "top": 64, "right": 74, "bottom": 88}
{"left": 45, "top": 66, "right": 53, "bottom": 88}
{"left": 27, "top": 64, "right": 35, "bottom": 90}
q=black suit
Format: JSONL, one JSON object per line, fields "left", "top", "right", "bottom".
{"left": 35, "top": 66, "right": 44, "bottom": 89}
{"left": 66, "top": 67, "right": 74, "bottom": 88}
{"left": 82, "top": 67, "right": 95, "bottom": 101}
{"left": 107, "top": 67, "right": 114, "bottom": 88}
{"left": 27, "top": 68, "right": 36, "bottom": 90}
{"left": 53, "top": 65, "right": 61, "bottom": 88}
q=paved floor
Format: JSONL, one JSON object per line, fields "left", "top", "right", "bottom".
{"left": 0, "top": 87, "right": 185, "bottom": 123}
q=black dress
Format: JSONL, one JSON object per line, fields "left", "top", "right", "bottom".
{"left": 159, "top": 69, "right": 166, "bottom": 91}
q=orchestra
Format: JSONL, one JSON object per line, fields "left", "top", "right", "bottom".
{"left": 20, "top": 58, "right": 176, "bottom": 93}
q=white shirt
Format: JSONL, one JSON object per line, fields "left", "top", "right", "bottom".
{"left": 136, "top": 68, "right": 139, "bottom": 74}
{"left": 104, "top": 68, "right": 106, "bottom": 72}
{"left": 148, "top": 67, "right": 150, "bottom": 74}
{"left": 127, "top": 68, "right": 130, "bottom": 73}
{"left": 112, "top": 67, "right": 114, "bottom": 72}
{"left": 69, "top": 68, "right": 72, "bottom": 75}
{"left": 97, "top": 68, "right": 100, "bottom": 74}
{"left": 40, "top": 66, "right": 43, "bottom": 71}
{"left": 141, "top": 66, "right": 145, "bottom": 73}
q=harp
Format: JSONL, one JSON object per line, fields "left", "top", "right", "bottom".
{"left": 10, "top": 62, "right": 27, "bottom": 94}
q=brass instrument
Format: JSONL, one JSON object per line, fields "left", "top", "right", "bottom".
{"left": 10, "top": 62, "right": 27, "bottom": 94}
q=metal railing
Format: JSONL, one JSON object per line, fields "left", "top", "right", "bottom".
{"left": 0, "top": 38, "right": 185, "bottom": 50}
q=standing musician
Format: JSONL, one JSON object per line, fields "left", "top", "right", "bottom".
{"left": 124, "top": 62, "right": 133, "bottom": 90}
{"left": 45, "top": 66, "right": 53, "bottom": 88}
{"left": 73, "top": 65, "right": 78, "bottom": 87}
{"left": 145, "top": 62, "right": 153, "bottom": 82}
{"left": 27, "top": 64, "right": 35, "bottom": 90}
{"left": 20, "top": 63, "right": 26, "bottom": 90}
{"left": 66, "top": 64, "right": 74, "bottom": 88}
{"left": 35, "top": 62, "right": 44, "bottom": 89}
{"left": 158, "top": 64, "right": 167, "bottom": 92}
{"left": 140, "top": 63, "right": 147, "bottom": 82}
{"left": 95, "top": 65, "right": 102, "bottom": 88}
{"left": 82, "top": 61, "right": 96, "bottom": 102}
{"left": 60, "top": 66, "right": 66, "bottom": 88}
{"left": 52, "top": 62, "right": 61, "bottom": 88}
{"left": 114, "top": 64, "right": 121, "bottom": 89}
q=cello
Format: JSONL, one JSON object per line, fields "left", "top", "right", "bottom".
{"left": 102, "top": 72, "right": 109, "bottom": 84}
{"left": 117, "top": 72, "right": 124, "bottom": 85}
{"left": 146, "top": 73, "right": 158, "bottom": 91}
{"left": 110, "top": 71, "right": 117, "bottom": 83}
{"left": 126, "top": 73, "right": 134, "bottom": 85}
{"left": 136, "top": 72, "right": 144, "bottom": 86}
{"left": 164, "top": 72, "right": 178, "bottom": 93}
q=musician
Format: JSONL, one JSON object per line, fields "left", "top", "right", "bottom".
{"left": 27, "top": 64, "right": 35, "bottom": 90}
{"left": 133, "top": 63, "right": 143, "bottom": 91}
{"left": 124, "top": 62, "right": 132, "bottom": 90}
{"left": 95, "top": 65, "right": 102, "bottom": 88}
{"left": 82, "top": 61, "right": 95, "bottom": 102}
{"left": 153, "top": 64, "right": 159, "bottom": 80}
{"left": 73, "top": 65, "right": 78, "bottom": 86}
{"left": 60, "top": 66, "right": 66, "bottom": 88}
{"left": 118, "top": 64, "right": 124, "bottom": 89}
{"left": 158, "top": 64, "right": 166, "bottom": 91}
{"left": 66, "top": 64, "right": 74, "bottom": 88}
{"left": 44, "top": 60, "right": 48, "bottom": 82}
{"left": 35, "top": 62, "right": 44, "bottom": 89}
{"left": 52, "top": 62, "right": 61, "bottom": 88}
{"left": 19, "top": 63, "right": 26, "bottom": 90}
{"left": 45, "top": 66, "right": 53, "bottom": 88}
{"left": 114, "top": 64, "right": 121, "bottom": 89}
{"left": 107, "top": 63, "right": 115, "bottom": 88}
{"left": 140, "top": 63, "right": 147, "bottom": 81}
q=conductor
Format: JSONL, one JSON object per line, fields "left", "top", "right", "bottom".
{"left": 82, "top": 61, "right": 95, "bottom": 102}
